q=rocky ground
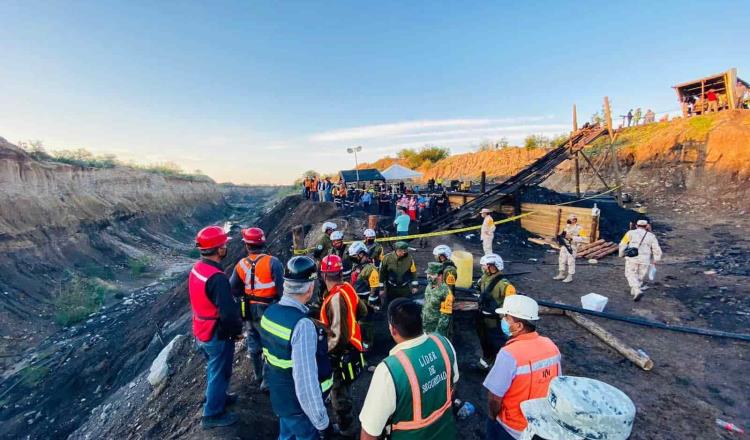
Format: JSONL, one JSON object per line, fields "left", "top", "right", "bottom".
{"left": 38, "top": 192, "right": 748, "bottom": 440}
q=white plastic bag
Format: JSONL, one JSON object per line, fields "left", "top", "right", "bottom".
{"left": 648, "top": 264, "right": 657, "bottom": 281}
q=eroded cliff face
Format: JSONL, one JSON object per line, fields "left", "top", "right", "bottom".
{"left": 0, "top": 137, "right": 226, "bottom": 341}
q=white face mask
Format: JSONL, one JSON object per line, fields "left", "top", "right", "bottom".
{"left": 426, "top": 274, "right": 438, "bottom": 284}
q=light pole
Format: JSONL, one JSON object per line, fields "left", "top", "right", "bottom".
{"left": 347, "top": 146, "right": 363, "bottom": 184}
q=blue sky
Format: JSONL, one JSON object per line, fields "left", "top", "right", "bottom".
{"left": 1, "top": 1, "right": 748, "bottom": 184}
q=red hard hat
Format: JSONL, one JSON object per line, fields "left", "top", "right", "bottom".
{"left": 320, "top": 254, "right": 343, "bottom": 274}
{"left": 241, "top": 227, "right": 266, "bottom": 245}
{"left": 196, "top": 226, "right": 230, "bottom": 250}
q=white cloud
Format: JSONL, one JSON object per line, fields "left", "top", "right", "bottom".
{"left": 307, "top": 116, "right": 553, "bottom": 142}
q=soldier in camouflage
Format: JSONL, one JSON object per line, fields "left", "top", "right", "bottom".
{"left": 363, "top": 229, "right": 384, "bottom": 266}
{"left": 421, "top": 262, "right": 453, "bottom": 338}
{"left": 432, "top": 245, "right": 458, "bottom": 295}
{"left": 476, "top": 253, "right": 516, "bottom": 370}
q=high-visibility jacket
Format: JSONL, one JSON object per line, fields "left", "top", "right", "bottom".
{"left": 259, "top": 303, "right": 333, "bottom": 417}
{"left": 188, "top": 261, "right": 223, "bottom": 342}
{"left": 235, "top": 254, "right": 277, "bottom": 304}
{"left": 383, "top": 334, "right": 456, "bottom": 439}
{"left": 497, "top": 332, "right": 561, "bottom": 432}
{"left": 320, "top": 283, "right": 364, "bottom": 352}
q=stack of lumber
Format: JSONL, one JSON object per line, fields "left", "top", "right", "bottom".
{"left": 576, "top": 239, "right": 618, "bottom": 259}
{"left": 501, "top": 204, "right": 597, "bottom": 242}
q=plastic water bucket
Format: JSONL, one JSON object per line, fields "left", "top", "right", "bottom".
{"left": 581, "top": 293, "right": 608, "bottom": 312}
{"left": 452, "top": 250, "right": 474, "bottom": 289}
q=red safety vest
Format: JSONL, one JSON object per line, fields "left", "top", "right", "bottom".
{"left": 235, "top": 254, "right": 277, "bottom": 304}
{"left": 320, "top": 282, "right": 363, "bottom": 352}
{"left": 497, "top": 332, "right": 561, "bottom": 432}
{"left": 188, "top": 261, "right": 223, "bottom": 342}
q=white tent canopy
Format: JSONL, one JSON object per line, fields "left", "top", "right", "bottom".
{"left": 381, "top": 164, "right": 423, "bottom": 181}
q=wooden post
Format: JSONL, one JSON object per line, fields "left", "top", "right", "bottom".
{"left": 579, "top": 151, "right": 611, "bottom": 190}
{"left": 367, "top": 215, "right": 378, "bottom": 231}
{"left": 513, "top": 192, "right": 522, "bottom": 216}
{"left": 567, "top": 312, "right": 654, "bottom": 371}
{"left": 554, "top": 208, "right": 562, "bottom": 236}
{"left": 574, "top": 153, "right": 581, "bottom": 198}
{"left": 590, "top": 213, "right": 599, "bottom": 241}
{"left": 480, "top": 171, "right": 486, "bottom": 193}
{"left": 572, "top": 104, "right": 578, "bottom": 132}
{"left": 604, "top": 96, "right": 623, "bottom": 207}
{"left": 292, "top": 225, "right": 305, "bottom": 253}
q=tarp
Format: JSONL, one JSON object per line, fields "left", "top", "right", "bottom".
{"left": 339, "top": 168, "right": 385, "bottom": 182}
{"left": 381, "top": 164, "right": 423, "bottom": 181}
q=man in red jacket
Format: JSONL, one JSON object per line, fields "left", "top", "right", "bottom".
{"left": 188, "top": 226, "right": 243, "bottom": 429}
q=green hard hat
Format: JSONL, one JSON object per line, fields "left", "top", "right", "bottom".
{"left": 395, "top": 241, "right": 409, "bottom": 250}
{"left": 426, "top": 262, "right": 443, "bottom": 275}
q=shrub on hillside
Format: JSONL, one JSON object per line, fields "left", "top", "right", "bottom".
{"left": 397, "top": 145, "right": 449, "bottom": 168}
{"left": 54, "top": 276, "right": 118, "bottom": 326}
{"left": 128, "top": 256, "right": 152, "bottom": 277}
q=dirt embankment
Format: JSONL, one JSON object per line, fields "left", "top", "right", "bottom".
{"left": 360, "top": 148, "right": 549, "bottom": 183}
{"left": 0, "top": 137, "right": 226, "bottom": 357}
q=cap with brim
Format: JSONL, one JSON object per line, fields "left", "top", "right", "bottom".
{"left": 480, "top": 208, "right": 491, "bottom": 213}
{"left": 395, "top": 241, "right": 409, "bottom": 250}
{"left": 520, "top": 376, "right": 635, "bottom": 440}
{"left": 426, "top": 262, "right": 443, "bottom": 275}
{"left": 636, "top": 220, "right": 648, "bottom": 226}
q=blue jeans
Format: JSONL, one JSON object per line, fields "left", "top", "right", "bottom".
{"left": 198, "top": 333, "right": 235, "bottom": 417}
{"left": 397, "top": 230, "right": 409, "bottom": 237}
{"left": 279, "top": 414, "right": 319, "bottom": 440}
{"left": 486, "top": 418, "right": 522, "bottom": 440}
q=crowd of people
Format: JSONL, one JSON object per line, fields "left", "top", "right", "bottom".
{"left": 681, "top": 80, "right": 750, "bottom": 117}
{"left": 186, "top": 204, "right": 657, "bottom": 438}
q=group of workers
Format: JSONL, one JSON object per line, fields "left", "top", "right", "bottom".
{"left": 188, "top": 207, "right": 642, "bottom": 439}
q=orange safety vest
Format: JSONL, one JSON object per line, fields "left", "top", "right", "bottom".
{"left": 497, "top": 332, "right": 561, "bottom": 432}
{"left": 235, "top": 254, "right": 277, "bottom": 304}
{"left": 320, "top": 282, "right": 363, "bottom": 352}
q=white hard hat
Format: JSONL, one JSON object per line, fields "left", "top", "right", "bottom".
{"left": 347, "top": 241, "right": 368, "bottom": 257}
{"left": 322, "top": 222, "right": 337, "bottom": 233}
{"left": 567, "top": 214, "right": 577, "bottom": 221}
{"left": 330, "top": 231, "right": 344, "bottom": 241}
{"left": 363, "top": 228, "right": 376, "bottom": 238}
{"left": 496, "top": 295, "right": 539, "bottom": 321}
{"left": 636, "top": 219, "right": 648, "bottom": 226}
{"left": 480, "top": 253, "right": 504, "bottom": 271}
{"left": 480, "top": 208, "right": 492, "bottom": 214}
{"left": 432, "top": 245, "right": 452, "bottom": 259}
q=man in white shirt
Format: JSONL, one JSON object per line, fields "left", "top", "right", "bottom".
{"left": 619, "top": 219, "right": 662, "bottom": 301}
{"left": 480, "top": 208, "right": 496, "bottom": 255}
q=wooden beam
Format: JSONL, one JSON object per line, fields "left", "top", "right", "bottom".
{"left": 603, "top": 96, "right": 623, "bottom": 206}
{"left": 574, "top": 152, "right": 581, "bottom": 198}
{"left": 579, "top": 150, "right": 611, "bottom": 190}
{"left": 555, "top": 208, "right": 562, "bottom": 236}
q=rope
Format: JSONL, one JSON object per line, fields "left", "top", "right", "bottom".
{"left": 293, "top": 186, "right": 622, "bottom": 255}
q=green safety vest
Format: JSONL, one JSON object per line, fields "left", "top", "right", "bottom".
{"left": 383, "top": 334, "right": 456, "bottom": 439}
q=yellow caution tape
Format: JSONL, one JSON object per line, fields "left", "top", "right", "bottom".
{"left": 291, "top": 186, "right": 622, "bottom": 255}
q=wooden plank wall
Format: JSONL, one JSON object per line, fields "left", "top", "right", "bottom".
{"left": 500, "top": 203, "right": 598, "bottom": 243}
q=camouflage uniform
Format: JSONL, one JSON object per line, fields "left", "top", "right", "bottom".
{"left": 422, "top": 263, "right": 453, "bottom": 338}
{"left": 441, "top": 260, "right": 458, "bottom": 295}
{"left": 476, "top": 271, "right": 516, "bottom": 363}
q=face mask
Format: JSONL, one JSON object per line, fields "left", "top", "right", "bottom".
{"left": 501, "top": 318, "right": 513, "bottom": 337}
{"left": 426, "top": 274, "right": 438, "bottom": 284}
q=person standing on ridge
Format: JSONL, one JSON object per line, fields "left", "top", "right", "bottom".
{"left": 626, "top": 109, "right": 633, "bottom": 126}
{"left": 380, "top": 241, "right": 419, "bottom": 306}
{"left": 319, "top": 254, "right": 368, "bottom": 437}
{"left": 484, "top": 295, "right": 561, "bottom": 440}
{"left": 359, "top": 298, "right": 459, "bottom": 440}
{"left": 553, "top": 214, "right": 585, "bottom": 284}
{"left": 259, "top": 256, "right": 335, "bottom": 439}
{"left": 229, "top": 227, "right": 284, "bottom": 392}
{"left": 619, "top": 219, "right": 662, "bottom": 301}
{"left": 421, "top": 262, "right": 453, "bottom": 338}
{"left": 188, "top": 226, "right": 242, "bottom": 429}
{"left": 480, "top": 208, "right": 496, "bottom": 255}
{"left": 476, "top": 253, "right": 515, "bottom": 370}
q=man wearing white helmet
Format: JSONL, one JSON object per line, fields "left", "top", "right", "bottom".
{"left": 553, "top": 214, "right": 586, "bottom": 283}
{"left": 432, "top": 245, "right": 458, "bottom": 296}
{"left": 329, "top": 231, "right": 353, "bottom": 278}
{"left": 619, "top": 219, "right": 662, "bottom": 301}
{"left": 484, "top": 295, "right": 561, "bottom": 440}
{"left": 476, "top": 253, "right": 516, "bottom": 370}
{"left": 480, "top": 208, "right": 496, "bottom": 255}
{"left": 363, "top": 229, "right": 383, "bottom": 264}
{"left": 348, "top": 241, "right": 380, "bottom": 349}
{"left": 314, "top": 222, "right": 338, "bottom": 261}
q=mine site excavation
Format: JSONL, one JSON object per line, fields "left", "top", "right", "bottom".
{"left": 2, "top": 5, "right": 750, "bottom": 439}
{"left": 0, "top": 99, "right": 748, "bottom": 440}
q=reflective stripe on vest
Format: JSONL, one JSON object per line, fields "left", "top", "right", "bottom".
{"left": 320, "top": 283, "right": 363, "bottom": 352}
{"left": 391, "top": 335, "right": 453, "bottom": 432}
{"left": 497, "top": 332, "right": 561, "bottom": 431}
{"left": 188, "top": 261, "right": 223, "bottom": 342}
{"left": 237, "top": 254, "right": 276, "bottom": 303}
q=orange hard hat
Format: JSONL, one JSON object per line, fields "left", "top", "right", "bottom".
{"left": 196, "top": 226, "right": 230, "bottom": 250}
{"left": 320, "top": 254, "right": 343, "bottom": 273}
{"left": 241, "top": 227, "right": 266, "bottom": 245}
